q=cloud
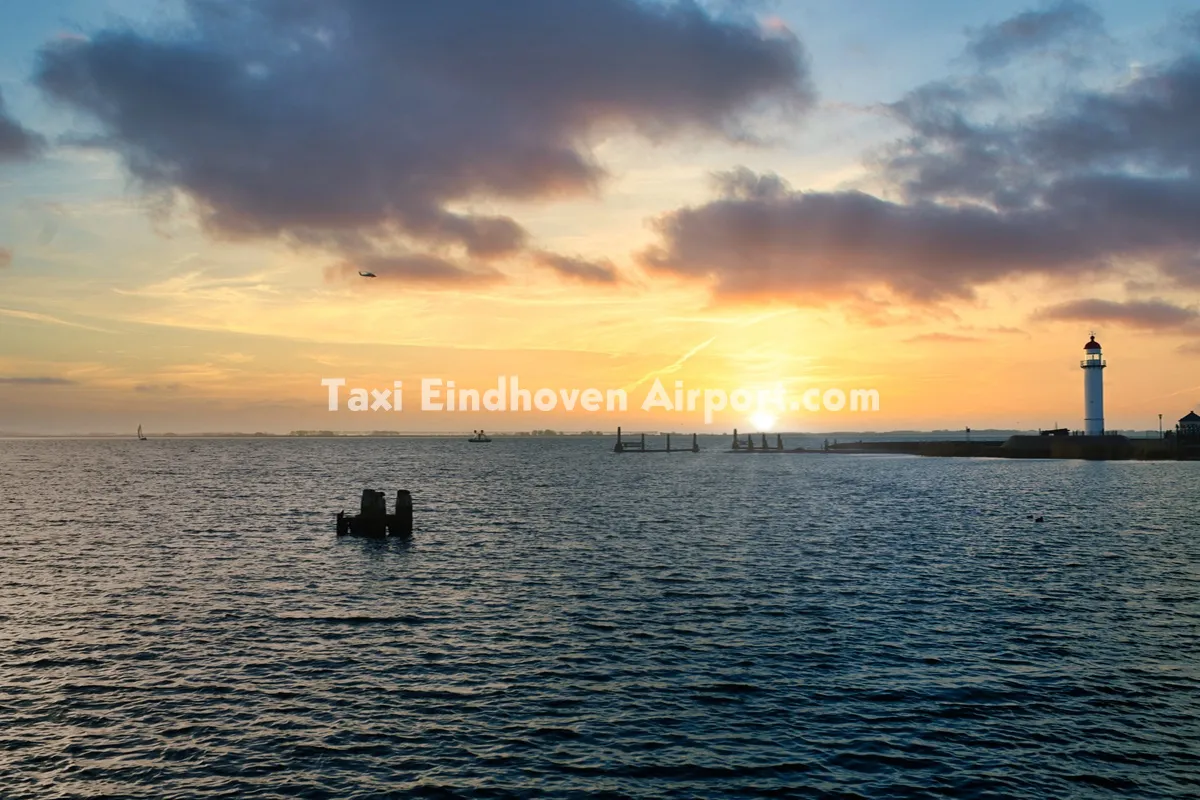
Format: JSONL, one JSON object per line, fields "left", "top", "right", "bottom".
{"left": 324, "top": 254, "right": 503, "bottom": 286}
{"left": 1033, "top": 298, "right": 1200, "bottom": 330}
{"left": 0, "top": 248, "right": 11, "bottom": 268}
{"left": 1184, "top": 12, "right": 1200, "bottom": 41}
{"left": 904, "top": 333, "right": 982, "bottom": 343}
{"left": 35, "top": 0, "right": 810, "bottom": 269}
{"left": 0, "top": 376, "right": 76, "bottom": 385}
{"left": 882, "top": 30, "right": 1200, "bottom": 213}
{"left": 0, "top": 89, "right": 44, "bottom": 162}
{"left": 642, "top": 11, "right": 1200, "bottom": 305}
{"left": 134, "top": 383, "right": 184, "bottom": 393}
{"left": 532, "top": 251, "right": 620, "bottom": 284}
{"left": 641, "top": 170, "right": 1114, "bottom": 303}
{"left": 964, "top": 1, "right": 1105, "bottom": 68}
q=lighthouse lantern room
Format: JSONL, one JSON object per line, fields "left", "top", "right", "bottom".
{"left": 1080, "top": 334, "right": 1106, "bottom": 436}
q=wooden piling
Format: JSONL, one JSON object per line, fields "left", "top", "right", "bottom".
{"left": 337, "top": 488, "right": 412, "bottom": 538}
{"left": 611, "top": 429, "right": 699, "bottom": 454}
{"left": 391, "top": 490, "right": 413, "bottom": 537}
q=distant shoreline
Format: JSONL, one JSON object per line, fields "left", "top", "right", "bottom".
{"left": 0, "top": 429, "right": 1114, "bottom": 440}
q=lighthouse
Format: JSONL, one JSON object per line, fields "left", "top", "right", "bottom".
{"left": 1081, "top": 334, "right": 1106, "bottom": 435}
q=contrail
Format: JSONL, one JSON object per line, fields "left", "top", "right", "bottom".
{"left": 622, "top": 310, "right": 795, "bottom": 393}
{"left": 624, "top": 336, "right": 717, "bottom": 393}
{"left": 0, "top": 307, "right": 113, "bottom": 333}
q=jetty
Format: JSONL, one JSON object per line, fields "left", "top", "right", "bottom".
{"left": 828, "top": 435, "right": 1198, "bottom": 460}
{"left": 613, "top": 427, "right": 699, "bottom": 453}
{"left": 721, "top": 428, "right": 1199, "bottom": 460}
{"left": 730, "top": 429, "right": 803, "bottom": 453}
{"left": 336, "top": 489, "right": 413, "bottom": 537}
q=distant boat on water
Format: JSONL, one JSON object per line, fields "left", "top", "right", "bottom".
{"left": 469, "top": 430, "right": 491, "bottom": 443}
{"left": 137, "top": 425, "right": 147, "bottom": 441}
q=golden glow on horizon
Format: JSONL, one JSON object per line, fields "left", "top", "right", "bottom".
{"left": 750, "top": 410, "right": 778, "bottom": 432}
{"left": 2, "top": 128, "right": 1198, "bottom": 434}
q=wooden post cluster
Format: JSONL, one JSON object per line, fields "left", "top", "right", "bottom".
{"left": 336, "top": 489, "right": 414, "bottom": 538}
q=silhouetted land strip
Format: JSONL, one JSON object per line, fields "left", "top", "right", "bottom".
{"left": 824, "top": 436, "right": 1199, "bottom": 460}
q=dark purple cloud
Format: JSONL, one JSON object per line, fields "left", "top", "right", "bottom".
{"left": 134, "top": 383, "right": 184, "bottom": 394}
{"left": 641, "top": 169, "right": 1125, "bottom": 303}
{"left": 0, "top": 89, "right": 44, "bottom": 162}
{"left": 35, "top": 0, "right": 810, "bottom": 271}
{"left": 0, "top": 377, "right": 76, "bottom": 385}
{"left": 964, "top": 1, "right": 1105, "bottom": 67}
{"left": 533, "top": 251, "right": 620, "bottom": 284}
{"left": 643, "top": 5, "right": 1200, "bottom": 304}
{"left": 1033, "top": 299, "right": 1199, "bottom": 330}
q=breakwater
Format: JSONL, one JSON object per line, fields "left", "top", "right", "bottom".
{"left": 829, "top": 435, "right": 1199, "bottom": 460}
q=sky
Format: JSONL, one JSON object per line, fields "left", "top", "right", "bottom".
{"left": 1, "top": 0, "right": 1199, "bottom": 435}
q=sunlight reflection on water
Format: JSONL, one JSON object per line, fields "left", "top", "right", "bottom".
{"left": 1, "top": 437, "right": 1198, "bottom": 798}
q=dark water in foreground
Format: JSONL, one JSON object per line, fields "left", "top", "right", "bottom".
{"left": 1, "top": 437, "right": 1198, "bottom": 798}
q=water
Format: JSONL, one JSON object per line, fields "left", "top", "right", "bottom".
{"left": 1, "top": 437, "right": 1198, "bottom": 798}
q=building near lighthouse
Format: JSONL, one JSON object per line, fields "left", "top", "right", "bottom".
{"left": 1179, "top": 411, "right": 1200, "bottom": 440}
{"left": 1081, "top": 335, "right": 1106, "bottom": 436}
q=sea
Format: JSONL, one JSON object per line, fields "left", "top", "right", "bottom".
{"left": 1, "top": 436, "right": 1197, "bottom": 798}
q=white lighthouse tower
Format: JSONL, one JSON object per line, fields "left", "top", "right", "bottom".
{"left": 1081, "top": 334, "right": 1105, "bottom": 436}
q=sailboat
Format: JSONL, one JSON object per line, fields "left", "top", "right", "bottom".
{"left": 137, "top": 424, "right": 147, "bottom": 441}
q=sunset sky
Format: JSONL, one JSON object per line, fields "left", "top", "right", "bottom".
{"left": 2, "top": 0, "right": 1199, "bottom": 434}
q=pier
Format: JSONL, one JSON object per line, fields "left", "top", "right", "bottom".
{"left": 607, "top": 425, "right": 1199, "bottom": 461}
{"left": 730, "top": 429, "right": 797, "bottom": 452}
{"left": 724, "top": 430, "right": 1199, "bottom": 460}
{"left": 613, "top": 427, "right": 699, "bottom": 453}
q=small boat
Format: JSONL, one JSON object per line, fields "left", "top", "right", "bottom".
{"left": 469, "top": 429, "right": 492, "bottom": 443}
{"left": 137, "top": 424, "right": 147, "bottom": 441}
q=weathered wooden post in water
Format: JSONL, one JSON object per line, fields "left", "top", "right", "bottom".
{"left": 359, "top": 489, "right": 388, "bottom": 537}
{"left": 391, "top": 490, "right": 413, "bottom": 537}
{"left": 336, "top": 489, "right": 413, "bottom": 538}
{"left": 692, "top": 433, "right": 699, "bottom": 453}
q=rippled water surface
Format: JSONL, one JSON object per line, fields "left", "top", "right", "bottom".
{"left": 1, "top": 437, "right": 1198, "bottom": 798}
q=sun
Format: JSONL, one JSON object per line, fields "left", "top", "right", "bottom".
{"left": 750, "top": 410, "right": 777, "bottom": 431}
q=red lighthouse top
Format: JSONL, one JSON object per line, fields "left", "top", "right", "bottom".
{"left": 1084, "top": 335, "right": 1101, "bottom": 350}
